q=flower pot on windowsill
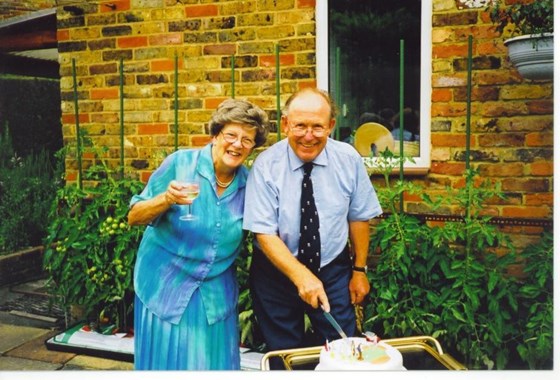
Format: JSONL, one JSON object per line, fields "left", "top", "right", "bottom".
{"left": 504, "top": 33, "right": 553, "bottom": 81}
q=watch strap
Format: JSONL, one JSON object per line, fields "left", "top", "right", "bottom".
{"left": 352, "top": 265, "right": 367, "bottom": 273}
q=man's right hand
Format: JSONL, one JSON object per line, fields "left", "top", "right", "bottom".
{"left": 295, "top": 268, "right": 330, "bottom": 311}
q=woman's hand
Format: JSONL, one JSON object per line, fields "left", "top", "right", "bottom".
{"left": 165, "top": 180, "right": 195, "bottom": 206}
{"left": 128, "top": 180, "right": 193, "bottom": 226}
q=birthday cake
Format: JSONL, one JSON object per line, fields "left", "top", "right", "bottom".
{"left": 315, "top": 337, "right": 405, "bottom": 371}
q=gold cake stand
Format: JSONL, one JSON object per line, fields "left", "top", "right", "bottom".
{"left": 260, "top": 335, "right": 467, "bottom": 370}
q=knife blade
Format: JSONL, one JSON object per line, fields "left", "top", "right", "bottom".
{"left": 323, "top": 310, "right": 348, "bottom": 340}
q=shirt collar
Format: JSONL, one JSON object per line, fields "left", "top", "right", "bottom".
{"left": 197, "top": 143, "right": 215, "bottom": 181}
{"left": 287, "top": 139, "right": 330, "bottom": 172}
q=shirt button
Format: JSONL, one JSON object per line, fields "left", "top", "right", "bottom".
{"left": 216, "top": 223, "right": 221, "bottom": 227}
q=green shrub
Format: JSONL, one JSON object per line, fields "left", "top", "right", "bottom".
{"left": 0, "top": 75, "right": 62, "bottom": 157}
{"left": 363, "top": 151, "right": 552, "bottom": 369}
{"left": 0, "top": 126, "right": 57, "bottom": 254}
{"left": 43, "top": 145, "right": 145, "bottom": 331}
{"left": 513, "top": 231, "right": 553, "bottom": 369}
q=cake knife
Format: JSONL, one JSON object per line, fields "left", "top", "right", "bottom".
{"left": 322, "top": 308, "right": 348, "bottom": 340}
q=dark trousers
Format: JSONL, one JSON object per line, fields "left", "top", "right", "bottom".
{"left": 250, "top": 245, "right": 357, "bottom": 368}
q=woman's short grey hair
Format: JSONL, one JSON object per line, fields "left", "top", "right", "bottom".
{"left": 209, "top": 99, "right": 269, "bottom": 147}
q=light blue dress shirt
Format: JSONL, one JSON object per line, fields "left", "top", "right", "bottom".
{"left": 243, "top": 138, "right": 382, "bottom": 267}
{"left": 131, "top": 144, "right": 246, "bottom": 325}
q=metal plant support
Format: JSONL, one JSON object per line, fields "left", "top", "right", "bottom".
{"left": 71, "top": 58, "right": 83, "bottom": 190}
{"left": 119, "top": 58, "right": 125, "bottom": 177}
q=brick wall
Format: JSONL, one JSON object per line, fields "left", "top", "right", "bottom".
{"left": 57, "top": 0, "right": 315, "bottom": 183}
{"left": 0, "top": 0, "right": 56, "bottom": 20}
{"left": 427, "top": 0, "right": 553, "bottom": 247}
{"left": 55, "top": 0, "right": 552, "bottom": 243}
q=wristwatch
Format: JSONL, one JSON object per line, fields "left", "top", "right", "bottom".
{"left": 352, "top": 265, "right": 368, "bottom": 273}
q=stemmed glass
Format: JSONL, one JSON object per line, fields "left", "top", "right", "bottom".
{"left": 178, "top": 181, "right": 200, "bottom": 221}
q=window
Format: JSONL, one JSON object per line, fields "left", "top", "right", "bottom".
{"left": 317, "top": 0, "right": 431, "bottom": 172}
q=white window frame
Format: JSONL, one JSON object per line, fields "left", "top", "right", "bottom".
{"left": 316, "top": 0, "right": 432, "bottom": 174}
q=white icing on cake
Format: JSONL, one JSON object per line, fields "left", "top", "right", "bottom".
{"left": 315, "top": 337, "right": 405, "bottom": 371}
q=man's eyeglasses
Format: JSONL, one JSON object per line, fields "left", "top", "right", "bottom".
{"left": 289, "top": 123, "right": 329, "bottom": 137}
{"left": 220, "top": 131, "right": 256, "bottom": 149}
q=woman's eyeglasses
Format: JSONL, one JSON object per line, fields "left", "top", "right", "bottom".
{"left": 221, "top": 131, "right": 256, "bottom": 149}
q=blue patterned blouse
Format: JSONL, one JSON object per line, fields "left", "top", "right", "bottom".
{"left": 130, "top": 144, "right": 247, "bottom": 325}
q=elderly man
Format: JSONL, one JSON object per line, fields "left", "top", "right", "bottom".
{"left": 243, "top": 88, "right": 382, "bottom": 368}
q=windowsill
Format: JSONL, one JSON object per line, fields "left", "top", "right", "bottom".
{"left": 362, "top": 157, "right": 430, "bottom": 176}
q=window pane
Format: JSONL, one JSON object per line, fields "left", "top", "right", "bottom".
{"left": 321, "top": 0, "right": 429, "bottom": 169}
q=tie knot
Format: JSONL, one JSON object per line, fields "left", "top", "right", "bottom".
{"left": 303, "top": 162, "right": 314, "bottom": 175}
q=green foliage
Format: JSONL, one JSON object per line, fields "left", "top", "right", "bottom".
{"left": 0, "top": 126, "right": 58, "bottom": 254}
{"left": 0, "top": 75, "right": 62, "bottom": 157}
{"left": 237, "top": 232, "right": 265, "bottom": 351}
{"left": 43, "top": 145, "right": 145, "bottom": 331}
{"left": 513, "top": 231, "right": 553, "bottom": 369}
{"left": 364, "top": 152, "right": 552, "bottom": 369}
{"left": 488, "top": 0, "right": 554, "bottom": 36}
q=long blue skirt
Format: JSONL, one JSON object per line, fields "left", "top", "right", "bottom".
{"left": 134, "top": 289, "right": 240, "bottom": 370}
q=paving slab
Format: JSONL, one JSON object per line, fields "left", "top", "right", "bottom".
{"left": 0, "top": 356, "right": 62, "bottom": 371}
{"left": 5, "top": 330, "right": 76, "bottom": 364}
{"left": 65, "top": 355, "right": 133, "bottom": 370}
{"left": 0, "top": 310, "right": 57, "bottom": 330}
{"left": 0, "top": 323, "right": 50, "bottom": 354}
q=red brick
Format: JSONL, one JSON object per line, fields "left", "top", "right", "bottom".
{"left": 477, "top": 41, "right": 506, "bottom": 55}
{"left": 118, "top": 36, "right": 148, "bottom": 48}
{"left": 431, "top": 133, "right": 474, "bottom": 147}
{"left": 91, "top": 88, "right": 119, "bottom": 99}
{"left": 298, "top": 0, "right": 315, "bottom": 7}
{"left": 138, "top": 123, "right": 169, "bottom": 135}
{"left": 191, "top": 135, "right": 213, "bottom": 147}
{"left": 260, "top": 53, "right": 295, "bottom": 67}
{"left": 57, "top": 29, "right": 70, "bottom": 41}
{"left": 526, "top": 132, "right": 553, "bottom": 147}
{"left": 151, "top": 59, "right": 178, "bottom": 71}
{"left": 502, "top": 206, "right": 550, "bottom": 218}
{"left": 525, "top": 193, "right": 554, "bottom": 207}
{"left": 185, "top": 5, "right": 218, "bottom": 18}
{"left": 431, "top": 103, "right": 469, "bottom": 117}
{"left": 402, "top": 192, "right": 422, "bottom": 202}
{"left": 101, "top": 0, "right": 130, "bottom": 12}
{"left": 65, "top": 171, "right": 77, "bottom": 182}
{"left": 525, "top": 193, "right": 553, "bottom": 207}
{"left": 298, "top": 81, "right": 317, "bottom": 90}
{"left": 529, "top": 161, "right": 553, "bottom": 176}
{"left": 62, "top": 113, "right": 89, "bottom": 124}
{"left": 432, "top": 88, "right": 452, "bottom": 102}
{"left": 431, "top": 162, "right": 466, "bottom": 176}
{"left": 433, "top": 44, "right": 468, "bottom": 59}
{"left": 527, "top": 100, "right": 554, "bottom": 115}
{"left": 205, "top": 97, "right": 228, "bottom": 109}
{"left": 140, "top": 171, "right": 152, "bottom": 183}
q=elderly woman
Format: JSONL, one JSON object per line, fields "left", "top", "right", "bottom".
{"left": 128, "top": 99, "right": 269, "bottom": 370}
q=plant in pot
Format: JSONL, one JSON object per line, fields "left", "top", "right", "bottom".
{"left": 487, "top": 0, "right": 553, "bottom": 80}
